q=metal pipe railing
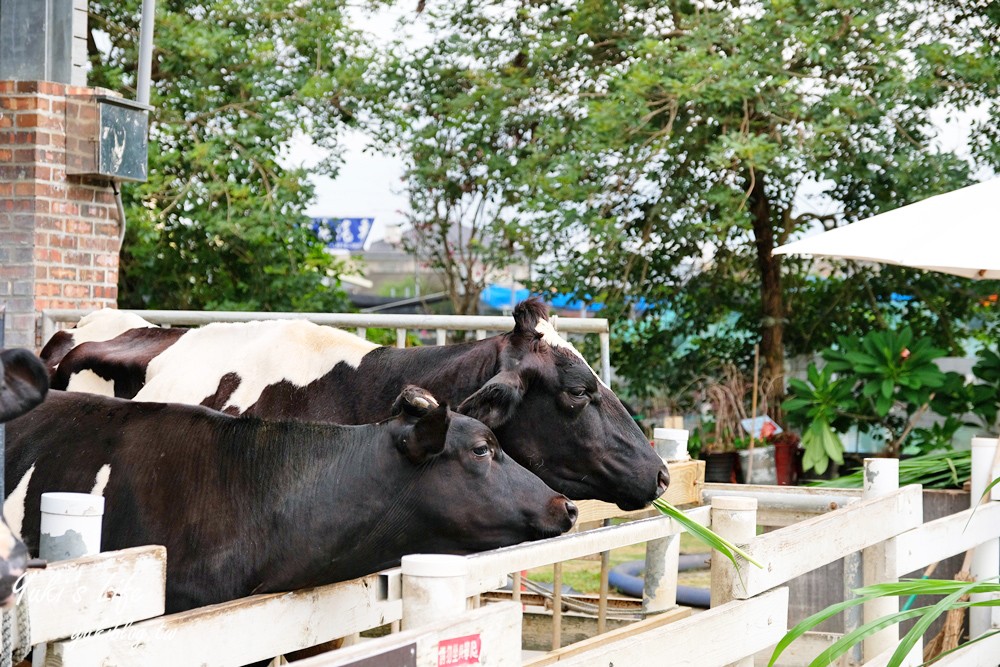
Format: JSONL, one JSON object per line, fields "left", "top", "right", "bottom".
{"left": 41, "top": 308, "right": 613, "bottom": 382}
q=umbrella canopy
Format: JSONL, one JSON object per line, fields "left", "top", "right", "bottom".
{"left": 773, "top": 178, "right": 1000, "bottom": 279}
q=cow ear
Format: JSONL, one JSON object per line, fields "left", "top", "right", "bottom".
{"left": 0, "top": 348, "right": 49, "bottom": 422}
{"left": 457, "top": 369, "right": 523, "bottom": 429}
{"left": 512, "top": 297, "right": 549, "bottom": 338}
{"left": 390, "top": 385, "right": 440, "bottom": 421}
{"left": 396, "top": 403, "right": 450, "bottom": 464}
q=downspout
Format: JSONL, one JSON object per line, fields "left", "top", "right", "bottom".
{"left": 113, "top": 0, "right": 156, "bottom": 249}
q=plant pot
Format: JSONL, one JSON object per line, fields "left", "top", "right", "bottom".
{"left": 737, "top": 445, "right": 778, "bottom": 485}
{"left": 773, "top": 442, "right": 800, "bottom": 486}
{"left": 703, "top": 451, "right": 740, "bottom": 483}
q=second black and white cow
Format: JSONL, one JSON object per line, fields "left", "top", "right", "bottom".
{"left": 43, "top": 299, "right": 668, "bottom": 510}
{"left": 0, "top": 348, "right": 48, "bottom": 607}
{"left": 4, "top": 386, "right": 577, "bottom": 613}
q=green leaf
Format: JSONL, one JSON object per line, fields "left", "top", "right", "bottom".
{"left": 652, "top": 498, "right": 763, "bottom": 569}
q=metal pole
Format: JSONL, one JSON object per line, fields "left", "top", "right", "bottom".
{"left": 136, "top": 0, "right": 157, "bottom": 106}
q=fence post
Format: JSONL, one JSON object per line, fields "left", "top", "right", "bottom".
{"left": 970, "top": 437, "right": 1000, "bottom": 638}
{"left": 401, "top": 554, "right": 468, "bottom": 631}
{"left": 710, "top": 495, "right": 757, "bottom": 667}
{"left": 862, "top": 457, "right": 900, "bottom": 660}
{"left": 643, "top": 534, "right": 679, "bottom": 614}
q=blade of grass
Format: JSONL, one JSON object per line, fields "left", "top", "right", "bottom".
{"left": 808, "top": 606, "right": 934, "bottom": 667}
{"left": 651, "top": 498, "right": 763, "bottom": 568}
{"left": 768, "top": 594, "right": 876, "bottom": 666}
{"left": 888, "top": 580, "right": 980, "bottom": 667}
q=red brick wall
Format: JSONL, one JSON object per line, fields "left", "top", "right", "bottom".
{"left": 0, "top": 80, "right": 120, "bottom": 349}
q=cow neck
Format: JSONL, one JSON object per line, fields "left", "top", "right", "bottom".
{"left": 225, "top": 417, "right": 417, "bottom": 591}
{"left": 372, "top": 335, "right": 508, "bottom": 405}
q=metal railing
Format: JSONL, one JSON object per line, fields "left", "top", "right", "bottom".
{"left": 40, "top": 308, "right": 614, "bottom": 383}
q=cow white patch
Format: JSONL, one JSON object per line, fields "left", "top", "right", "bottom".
{"left": 3, "top": 465, "right": 34, "bottom": 541}
{"left": 90, "top": 464, "right": 112, "bottom": 498}
{"left": 137, "top": 320, "right": 380, "bottom": 413}
{"left": 534, "top": 320, "right": 606, "bottom": 386}
{"left": 66, "top": 369, "right": 116, "bottom": 397}
{"left": 70, "top": 309, "right": 157, "bottom": 345}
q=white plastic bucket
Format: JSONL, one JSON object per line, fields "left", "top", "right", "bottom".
{"left": 39, "top": 492, "right": 105, "bottom": 562}
{"left": 653, "top": 428, "right": 690, "bottom": 462}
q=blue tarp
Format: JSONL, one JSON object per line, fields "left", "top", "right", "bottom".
{"left": 479, "top": 285, "right": 605, "bottom": 313}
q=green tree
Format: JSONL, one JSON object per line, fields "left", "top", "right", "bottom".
{"left": 369, "top": 0, "right": 1000, "bottom": 407}
{"left": 88, "top": 0, "right": 364, "bottom": 311}
{"left": 366, "top": 24, "right": 539, "bottom": 314}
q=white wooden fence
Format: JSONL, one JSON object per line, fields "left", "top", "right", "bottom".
{"left": 14, "top": 443, "right": 1000, "bottom": 667}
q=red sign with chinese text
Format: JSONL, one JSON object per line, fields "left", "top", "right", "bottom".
{"left": 437, "top": 634, "right": 482, "bottom": 666}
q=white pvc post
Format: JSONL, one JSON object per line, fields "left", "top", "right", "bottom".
{"left": 710, "top": 495, "right": 757, "bottom": 667}
{"left": 653, "top": 428, "right": 690, "bottom": 462}
{"left": 643, "top": 533, "right": 679, "bottom": 614}
{"left": 401, "top": 554, "right": 468, "bottom": 631}
{"left": 970, "top": 437, "right": 1000, "bottom": 638}
{"left": 644, "top": 427, "right": 689, "bottom": 615}
{"left": 39, "top": 492, "right": 104, "bottom": 561}
{"left": 862, "top": 458, "right": 901, "bottom": 660}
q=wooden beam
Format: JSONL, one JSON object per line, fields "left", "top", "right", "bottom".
{"left": 293, "top": 601, "right": 522, "bottom": 667}
{"left": 895, "top": 500, "right": 1000, "bottom": 575}
{"left": 22, "top": 546, "right": 166, "bottom": 649}
{"left": 738, "top": 486, "right": 923, "bottom": 598}
{"left": 523, "top": 587, "right": 788, "bottom": 667}
{"left": 45, "top": 573, "right": 402, "bottom": 667}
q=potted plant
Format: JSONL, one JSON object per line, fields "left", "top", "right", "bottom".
{"left": 767, "top": 431, "right": 802, "bottom": 486}
{"left": 695, "top": 364, "right": 785, "bottom": 484}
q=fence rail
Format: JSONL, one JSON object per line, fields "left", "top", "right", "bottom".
{"left": 40, "top": 308, "right": 614, "bottom": 383}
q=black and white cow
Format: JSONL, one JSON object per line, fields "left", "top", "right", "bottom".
{"left": 43, "top": 299, "right": 668, "bottom": 511}
{"left": 4, "top": 386, "right": 577, "bottom": 613}
{"left": 0, "top": 348, "right": 48, "bottom": 607}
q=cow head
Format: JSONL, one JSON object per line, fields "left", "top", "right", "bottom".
{"left": 0, "top": 348, "right": 48, "bottom": 607}
{"left": 1, "top": 348, "right": 48, "bottom": 423}
{"left": 389, "top": 386, "right": 577, "bottom": 552}
{"left": 458, "top": 299, "right": 669, "bottom": 511}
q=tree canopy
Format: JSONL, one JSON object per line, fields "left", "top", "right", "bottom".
{"left": 367, "top": 0, "right": 1000, "bottom": 407}
{"left": 89, "top": 0, "right": 362, "bottom": 311}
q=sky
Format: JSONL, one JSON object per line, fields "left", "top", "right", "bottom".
{"left": 288, "top": 129, "right": 408, "bottom": 245}
{"left": 286, "top": 4, "right": 427, "bottom": 245}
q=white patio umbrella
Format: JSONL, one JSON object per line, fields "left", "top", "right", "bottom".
{"left": 773, "top": 178, "right": 1000, "bottom": 279}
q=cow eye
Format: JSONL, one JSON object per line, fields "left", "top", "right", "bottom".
{"left": 569, "top": 387, "right": 588, "bottom": 399}
{"left": 472, "top": 443, "right": 491, "bottom": 458}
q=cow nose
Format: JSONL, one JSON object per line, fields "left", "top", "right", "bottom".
{"left": 657, "top": 466, "right": 670, "bottom": 497}
{"left": 564, "top": 499, "right": 578, "bottom": 526}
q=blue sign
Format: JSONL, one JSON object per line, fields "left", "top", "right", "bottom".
{"left": 311, "top": 217, "right": 375, "bottom": 251}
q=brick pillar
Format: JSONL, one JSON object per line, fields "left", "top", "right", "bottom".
{"left": 0, "top": 80, "right": 120, "bottom": 349}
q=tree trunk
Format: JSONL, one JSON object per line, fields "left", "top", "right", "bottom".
{"left": 747, "top": 172, "right": 786, "bottom": 420}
